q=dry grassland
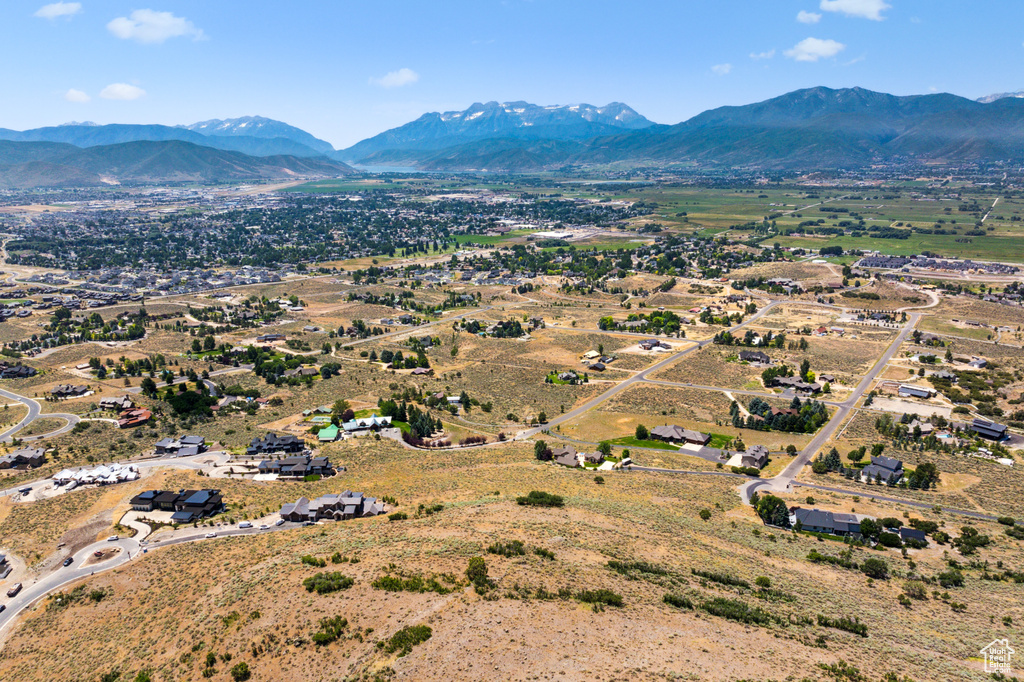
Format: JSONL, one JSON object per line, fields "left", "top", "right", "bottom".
{"left": 0, "top": 437, "right": 1018, "bottom": 681}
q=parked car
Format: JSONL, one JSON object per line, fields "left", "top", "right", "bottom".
{"left": 93, "top": 551, "right": 103, "bottom": 558}
{"left": 106, "top": 535, "right": 119, "bottom": 542}
{"left": 258, "top": 524, "right": 269, "bottom": 530}
{"left": 7, "top": 583, "right": 22, "bottom": 598}
{"left": 62, "top": 557, "right": 74, "bottom": 567}
{"left": 274, "top": 518, "right": 285, "bottom": 526}
{"left": 0, "top": 604, "right": 6, "bottom": 613}
{"left": 238, "top": 521, "right": 252, "bottom": 529}
{"left": 204, "top": 532, "right": 217, "bottom": 538}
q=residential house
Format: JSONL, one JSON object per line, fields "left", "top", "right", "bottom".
{"left": 739, "top": 350, "right": 771, "bottom": 364}
{"left": 117, "top": 408, "right": 152, "bottom": 429}
{"left": 247, "top": 432, "right": 305, "bottom": 456}
{"left": 279, "top": 490, "right": 386, "bottom": 523}
{"left": 588, "top": 362, "right": 606, "bottom": 372}
{"left": 740, "top": 444, "right": 769, "bottom": 469}
{"left": 551, "top": 446, "right": 578, "bottom": 468}
{"left": 317, "top": 424, "right": 340, "bottom": 443}
{"left": 411, "top": 367, "right": 433, "bottom": 376}
{"left": 861, "top": 455, "right": 904, "bottom": 484}
{"left": 0, "top": 364, "right": 36, "bottom": 379}
{"left": 790, "top": 507, "right": 862, "bottom": 536}
{"left": 899, "top": 527, "right": 928, "bottom": 546}
{"left": 0, "top": 447, "right": 45, "bottom": 470}
{"left": 639, "top": 338, "right": 670, "bottom": 351}
{"left": 283, "top": 366, "right": 319, "bottom": 379}
{"left": 130, "top": 488, "right": 225, "bottom": 522}
{"left": 99, "top": 395, "right": 134, "bottom": 411}
{"left": 970, "top": 418, "right": 1008, "bottom": 441}
{"left": 650, "top": 424, "right": 711, "bottom": 446}
{"left": 52, "top": 463, "right": 138, "bottom": 486}
{"left": 258, "top": 454, "right": 333, "bottom": 478}
{"left": 772, "top": 376, "right": 822, "bottom": 394}
{"left": 154, "top": 435, "right": 207, "bottom": 457}
{"left": 50, "top": 384, "right": 89, "bottom": 399}
{"left": 256, "top": 333, "right": 285, "bottom": 343}
{"left": 342, "top": 414, "right": 393, "bottom": 433}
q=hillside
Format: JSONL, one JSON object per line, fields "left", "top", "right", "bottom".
{"left": 0, "top": 139, "right": 352, "bottom": 188}
{"left": 0, "top": 120, "right": 332, "bottom": 159}
{"left": 340, "top": 101, "right": 653, "bottom": 162}
{"left": 347, "top": 87, "right": 1024, "bottom": 171}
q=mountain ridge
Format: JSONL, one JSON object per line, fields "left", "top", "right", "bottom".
{"left": 339, "top": 101, "right": 653, "bottom": 162}
{"left": 0, "top": 119, "right": 336, "bottom": 160}
{"left": 351, "top": 86, "right": 1024, "bottom": 171}
{"left": 0, "top": 139, "right": 352, "bottom": 188}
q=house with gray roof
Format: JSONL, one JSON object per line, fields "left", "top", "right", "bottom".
{"left": 279, "top": 490, "right": 386, "bottom": 523}
{"left": 861, "top": 455, "right": 904, "bottom": 485}
{"left": 650, "top": 424, "right": 710, "bottom": 446}
{"left": 790, "top": 507, "right": 862, "bottom": 537}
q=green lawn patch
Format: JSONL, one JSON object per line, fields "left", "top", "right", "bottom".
{"left": 608, "top": 436, "right": 678, "bottom": 451}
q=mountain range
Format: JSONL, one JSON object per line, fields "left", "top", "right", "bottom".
{"left": 344, "top": 87, "right": 1024, "bottom": 171}
{"left": 0, "top": 116, "right": 336, "bottom": 160}
{"left": 338, "top": 101, "right": 652, "bottom": 162}
{"left": 0, "top": 140, "right": 351, "bottom": 189}
{"left": 3, "top": 86, "right": 1024, "bottom": 185}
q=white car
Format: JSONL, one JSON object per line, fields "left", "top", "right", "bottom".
{"left": 204, "top": 532, "right": 217, "bottom": 538}
{"left": 106, "top": 535, "right": 119, "bottom": 542}
{"left": 258, "top": 524, "right": 269, "bottom": 530}
{"left": 274, "top": 518, "right": 285, "bottom": 526}
{"left": 238, "top": 521, "right": 253, "bottom": 529}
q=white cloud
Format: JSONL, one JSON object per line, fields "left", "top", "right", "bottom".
{"left": 34, "top": 2, "right": 81, "bottom": 19}
{"left": 107, "top": 9, "right": 206, "bottom": 44}
{"left": 749, "top": 49, "right": 776, "bottom": 60}
{"left": 711, "top": 63, "right": 732, "bottom": 75}
{"left": 369, "top": 68, "right": 420, "bottom": 88}
{"left": 819, "top": 0, "right": 890, "bottom": 21}
{"left": 784, "top": 37, "right": 846, "bottom": 62}
{"left": 63, "top": 88, "right": 90, "bottom": 103}
{"left": 797, "top": 10, "right": 822, "bottom": 24}
{"left": 100, "top": 83, "right": 145, "bottom": 100}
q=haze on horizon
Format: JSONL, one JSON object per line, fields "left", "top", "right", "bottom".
{"left": 3, "top": 0, "right": 1023, "bottom": 148}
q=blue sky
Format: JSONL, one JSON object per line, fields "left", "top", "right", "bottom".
{"left": 2, "top": 1, "right": 1022, "bottom": 148}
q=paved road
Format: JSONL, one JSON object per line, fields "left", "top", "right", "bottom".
{"left": 791, "top": 481, "right": 997, "bottom": 521}
{"left": 514, "top": 302, "right": 781, "bottom": 440}
{"left": 741, "top": 311, "right": 921, "bottom": 503}
{"left": 123, "top": 364, "right": 254, "bottom": 396}
{"left": 0, "top": 516, "right": 301, "bottom": 639}
{"left": 0, "top": 388, "right": 81, "bottom": 443}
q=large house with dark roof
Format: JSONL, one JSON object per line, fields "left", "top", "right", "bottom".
{"left": 650, "top": 424, "right": 711, "bottom": 446}
{"left": 970, "top": 418, "right": 1008, "bottom": 441}
{"left": 247, "top": 432, "right": 305, "bottom": 456}
{"left": 278, "top": 491, "right": 386, "bottom": 523}
{"left": 790, "top": 507, "right": 862, "bottom": 537}
{"left": 0, "top": 447, "right": 45, "bottom": 470}
{"left": 257, "top": 454, "right": 333, "bottom": 479}
{"left": 860, "top": 455, "right": 904, "bottom": 485}
{"left": 130, "top": 488, "right": 224, "bottom": 522}
{"left": 154, "top": 435, "right": 207, "bottom": 457}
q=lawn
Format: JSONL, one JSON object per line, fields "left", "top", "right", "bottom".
{"left": 608, "top": 436, "right": 679, "bottom": 451}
